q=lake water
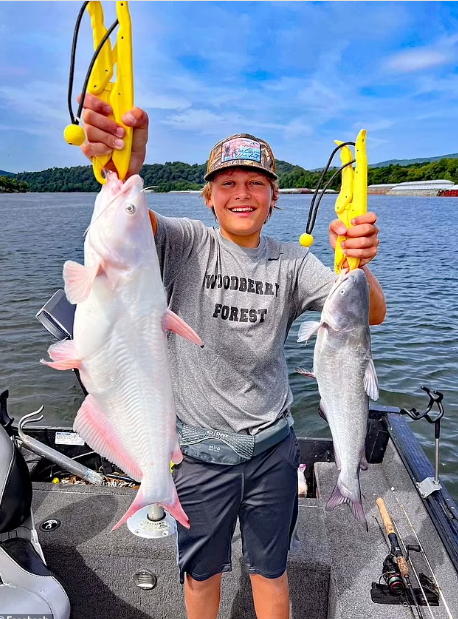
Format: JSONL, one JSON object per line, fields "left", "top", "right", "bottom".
{"left": 1, "top": 191, "right": 457, "bottom": 501}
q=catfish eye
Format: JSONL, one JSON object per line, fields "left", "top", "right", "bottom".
{"left": 125, "top": 203, "right": 136, "bottom": 214}
{"left": 339, "top": 288, "right": 346, "bottom": 295}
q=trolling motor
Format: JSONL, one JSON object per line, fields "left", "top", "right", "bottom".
{"left": 400, "top": 386, "right": 444, "bottom": 498}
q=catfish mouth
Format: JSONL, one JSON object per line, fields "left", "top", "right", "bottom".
{"left": 327, "top": 268, "right": 351, "bottom": 301}
{"left": 325, "top": 267, "right": 366, "bottom": 313}
{"left": 104, "top": 172, "right": 143, "bottom": 197}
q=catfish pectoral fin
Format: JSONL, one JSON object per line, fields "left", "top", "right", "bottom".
{"left": 63, "top": 260, "right": 100, "bottom": 304}
{"left": 364, "top": 358, "right": 379, "bottom": 400}
{"left": 297, "top": 320, "right": 321, "bottom": 343}
{"left": 163, "top": 309, "right": 203, "bottom": 347}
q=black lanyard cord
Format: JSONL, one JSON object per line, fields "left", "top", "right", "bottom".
{"left": 306, "top": 141, "right": 356, "bottom": 235}
{"left": 68, "top": 2, "right": 89, "bottom": 124}
{"left": 68, "top": 2, "right": 119, "bottom": 126}
{"left": 306, "top": 159, "right": 355, "bottom": 234}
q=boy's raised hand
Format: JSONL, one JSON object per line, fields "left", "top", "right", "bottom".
{"left": 329, "top": 212, "right": 380, "bottom": 268}
{"left": 78, "top": 92, "right": 149, "bottom": 178}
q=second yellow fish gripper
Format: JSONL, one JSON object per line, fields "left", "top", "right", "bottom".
{"left": 334, "top": 130, "right": 367, "bottom": 274}
{"left": 64, "top": 1, "right": 134, "bottom": 184}
{"left": 299, "top": 129, "right": 368, "bottom": 274}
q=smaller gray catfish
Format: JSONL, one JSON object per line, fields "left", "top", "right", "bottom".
{"left": 297, "top": 268, "right": 379, "bottom": 528}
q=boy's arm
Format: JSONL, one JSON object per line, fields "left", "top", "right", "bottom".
{"left": 149, "top": 210, "right": 158, "bottom": 236}
{"left": 362, "top": 266, "right": 386, "bottom": 326}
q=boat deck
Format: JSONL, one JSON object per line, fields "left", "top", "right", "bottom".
{"left": 29, "top": 438, "right": 458, "bottom": 619}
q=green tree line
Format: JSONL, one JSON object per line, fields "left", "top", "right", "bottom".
{"left": 0, "top": 176, "right": 29, "bottom": 192}
{"left": 14, "top": 156, "right": 458, "bottom": 193}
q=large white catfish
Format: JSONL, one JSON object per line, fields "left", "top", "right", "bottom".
{"left": 42, "top": 172, "right": 202, "bottom": 530}
{"left": 297, "top": 268, "right": 379, "bottom": 528}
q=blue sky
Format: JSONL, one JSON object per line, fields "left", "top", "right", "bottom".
{"left": 1, "top": 1, "right": 458, "bottom": 173}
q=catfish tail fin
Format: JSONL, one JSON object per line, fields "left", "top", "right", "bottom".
{"left": 112, "top": 483, "right": 148, "bottom": 532}
{"left": 325, "top": 477, "right": 367, "bottom": 530}
{"left": 161, "top": 487, "right": 190, "bottom": 529}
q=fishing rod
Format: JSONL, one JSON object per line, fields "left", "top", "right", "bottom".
{"left": 375, "top": 498, "right": 427, "bottom": 619}
{"left": 392, "top": 517, "right": 435, "bottom": 619}
{"left": 390, "top": 489, "right": 455, "bottom": 619}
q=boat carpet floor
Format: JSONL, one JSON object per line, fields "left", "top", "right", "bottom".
{"left": 30, "top": 438, "right": 458, "bottom": 619}
{"left": 31, "top": 485, "right": 330, "bottom": 619}
{"left": 316, "top": 439, "right": 458, "bottom": 619}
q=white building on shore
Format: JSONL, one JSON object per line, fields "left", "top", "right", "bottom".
{"left": 387, "top": 179, "right": 454, "bottom": 197}
{"left": 368, "top": 179, "right": 455, "bottom": 196}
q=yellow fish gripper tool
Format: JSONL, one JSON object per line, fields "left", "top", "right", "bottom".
{"left": 64, "top": 1, "right": 134, "bottom": 184}
{"left": 334, "top": 129, "right": 368, "bottom": 274}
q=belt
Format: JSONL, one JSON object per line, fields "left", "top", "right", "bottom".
{"left": 176, "top": 416, "right": 291, "bottom": 466}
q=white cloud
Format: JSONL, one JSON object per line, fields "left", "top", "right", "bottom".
{"left": 283, "top": 118, "right": 314, "bottom": 140}
{"left": 161, "top": 108, "right": 288, "bottom": 137}
{"left": 136, "top": 89, "right": 191, "bottom": 111}
{"left": 162, "top": 109, "right": 242, "bottom": 134}
{"left": 352, "top": 119, "right": 395, "bottom": 133}
{"left": 386, "top": 35, "right": 458, "bottom": 73}
{"left": 0, "top": 82, "right": 68, "bottom": 125}
{"left": 387, "top": 48, "right": 452, "bottom": 72}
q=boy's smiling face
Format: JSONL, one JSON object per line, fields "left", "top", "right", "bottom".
{"left": 206, "top": 168, "right": 274, "bottom": 248}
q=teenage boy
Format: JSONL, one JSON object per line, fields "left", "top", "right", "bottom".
{"left": 80, "top": 95, "right": 385, "bottom": 619}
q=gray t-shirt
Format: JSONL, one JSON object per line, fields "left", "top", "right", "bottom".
{"left": 154, "top": 213, "right": 335, "bottom": 434}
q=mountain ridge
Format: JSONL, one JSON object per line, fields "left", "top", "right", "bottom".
{"left": 7, "top": 153, "right": 458, "bottom": 193}
{"left": 5, "top": 152, "right": 458, "bottom": 179}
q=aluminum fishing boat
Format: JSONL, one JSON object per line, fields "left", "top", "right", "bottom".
{"left": 1, "top": 291, "right": 457, "bottom": 619}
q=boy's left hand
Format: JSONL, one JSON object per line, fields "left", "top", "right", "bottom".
{"left": 329, "top": 212, "right": 380, "bottom": 268}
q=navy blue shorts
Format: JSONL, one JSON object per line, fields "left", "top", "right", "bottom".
{"left": 173, "top": 428, "right": 300, "bottom": 583}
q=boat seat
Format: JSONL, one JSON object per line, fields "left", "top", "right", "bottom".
{"left": 0, "top": 422, "right": 70, "bottom": 618}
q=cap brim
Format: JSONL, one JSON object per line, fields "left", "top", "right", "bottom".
{"left": 204, "top": 162, "right": 277, "bottom": 182}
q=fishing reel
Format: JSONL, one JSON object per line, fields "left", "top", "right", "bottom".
{"left": 382, "top": 553, "right": 405, "bottom": 595}
{"left": 371, "top": 548, "right": 439, "bottom": 607}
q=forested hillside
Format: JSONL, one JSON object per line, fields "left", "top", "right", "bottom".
{"left": 0, "top": 176, "right": 29, "bottom": 192}
{"left": 14, "top": 156, "right": 458, "bottom": 193}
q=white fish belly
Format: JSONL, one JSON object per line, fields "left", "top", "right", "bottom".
{"left": 75, "top": 265, "right": 178, "bottom": 505}
{"left": 315, "top": 330, "right": 368, "bottom": 490}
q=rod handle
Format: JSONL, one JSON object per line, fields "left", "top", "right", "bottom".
{"left": 376, "top": 497, "right": 395, "bottom": 535}
{"left": 396, "top": 556, "right": 409, "bottom": 579}
{"left": 376, "top": 498, "right": 410, "bottom": 579}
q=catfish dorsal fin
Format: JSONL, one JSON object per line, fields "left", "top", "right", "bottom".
{"left": 63, "top": 260, "right": 100, "bottom": 304}
{"left": 364, "top": 358, "right": 379, "bottom": 401}
{"left": 163, "top": 309, "right": 203, "bottom": 347}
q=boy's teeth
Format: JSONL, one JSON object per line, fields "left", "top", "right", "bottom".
{"left": 231, "top": 207, "right": 254, "bottom": 212}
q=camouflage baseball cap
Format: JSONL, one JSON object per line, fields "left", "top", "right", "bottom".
{"left": 204, "top": 133, "right": 277, "bottom": 181}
